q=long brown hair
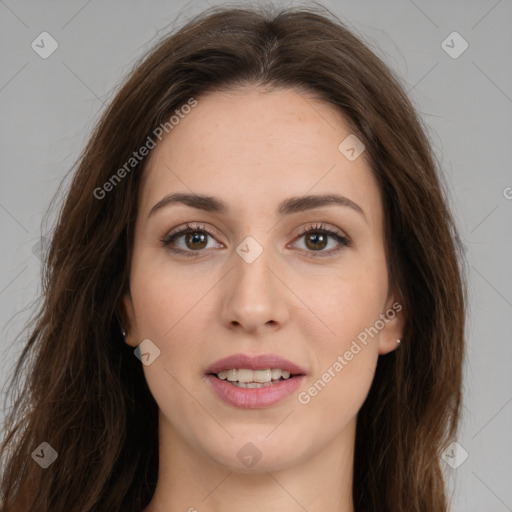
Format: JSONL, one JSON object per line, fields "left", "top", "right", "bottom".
{"left": 0, "top": 4, "right": 466, "bottom": 511}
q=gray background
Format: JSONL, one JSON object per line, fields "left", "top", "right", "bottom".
{"left": 1, "top": 0, "right": 511, "bottom": 510}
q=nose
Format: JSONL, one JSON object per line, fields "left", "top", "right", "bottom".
{"left": 220, "top": 239, "right": 290, "bottom": 334}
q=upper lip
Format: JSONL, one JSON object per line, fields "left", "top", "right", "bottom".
{"left": 205, "top": 353, "right": 307, "bottom": 375}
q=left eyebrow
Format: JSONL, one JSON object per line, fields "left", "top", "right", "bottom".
{"left": 148, "top": 192, "right": 367, "bottom": 223}
{"left": 278, "top": 193, "right": 366, "bottom": 222}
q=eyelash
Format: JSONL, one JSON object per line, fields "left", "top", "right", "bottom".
{"left": 160, "top": 222, "right": 351, "bottom": 259}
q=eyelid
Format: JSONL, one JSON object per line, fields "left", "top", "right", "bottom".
{"left": 164, "top": 222, "right": 220, "bottom": 241}
{"left": 160, "top": 222, "right": 224, "bottom": 254}
{"left": 289, "top": 223, "right": 351, "bottom": 258}
{"left": 295, "top": 222, "right": 349, "bottom": 240}
{"left": 160, "top": 221, "right": 351, "bottom": 258}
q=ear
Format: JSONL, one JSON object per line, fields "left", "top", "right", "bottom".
{"left": 377, "top": 295, "right": 404, "bottom": 355}
{"left": 120, "top": 292, "right": 139, "bottom": 348}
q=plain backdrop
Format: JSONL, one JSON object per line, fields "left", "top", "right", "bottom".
{"left": 1, "top": 1, "right": 511, "bottom": 510}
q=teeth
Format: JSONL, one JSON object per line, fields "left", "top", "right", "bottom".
{"left": 226, "top": 369, "right": 237, "bottom": 382}
{"left": 216, "top": 368, "right": 292, "bottom": 383}
{"left": 232, "top": 381, "right": 274, "bottom": 388}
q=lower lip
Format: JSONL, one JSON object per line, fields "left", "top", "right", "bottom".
{"left": 205, "top": 374, "right": 306, "bottom": 409}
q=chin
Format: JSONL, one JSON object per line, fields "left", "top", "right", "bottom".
{"left": 201, "top": 431, "right": 309, "bottom": 473}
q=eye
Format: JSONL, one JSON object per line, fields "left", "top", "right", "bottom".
{"left": 160, "top": 223, "right": 221, "bottom": 258}
{"left": 160, "top": 222, "right": 351, "bottom": 258}
{"left": 291, "top": 223, "right": 351, "bottom": 258}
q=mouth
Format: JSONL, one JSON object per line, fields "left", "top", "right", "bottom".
{"left": 204, "top": 353, "right": 307, "bottom": 408}
{"left": 209, "top": 368, "right": 301, "bottom": 388}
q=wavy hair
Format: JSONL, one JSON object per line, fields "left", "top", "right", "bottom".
{"left": 0, "top": 3, "right": 466, "bottom": 511}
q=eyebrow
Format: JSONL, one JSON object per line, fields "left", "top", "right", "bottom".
{"left": 148, "top": 192, "right": 366, "bottom": 221}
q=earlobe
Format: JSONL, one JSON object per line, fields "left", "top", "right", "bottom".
{"left": 120, "top": 293, "right": 139, "bottom": 348}
{"left": 379, "top": 338, "right": 402, "bottom": 355}
{"left": 377, "top": 297, "right": 404, "bottom": 355}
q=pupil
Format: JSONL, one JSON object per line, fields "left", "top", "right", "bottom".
{"left": 184, "top": 231, "right": 327, "bottom": 251}
{"left": 306, "top": 233, "right": 326, "bottom": 250}
{"left": 187, "top": 232, "right": 207, "bottom": 249}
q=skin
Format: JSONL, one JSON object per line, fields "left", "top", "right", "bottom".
{"left": 123, "top": 86, "right": 403, "bottom": 512}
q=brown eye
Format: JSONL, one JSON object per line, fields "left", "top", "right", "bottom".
{"left": 303, "top": 232, "right": 329, "bottom": 251}
{"left": 161, "top": 223, "right": 221, "bottom": 257}
{"left": 182, "top": 231, "right": 208, "bottom": 250}
{"left": 293, "top": 224, "right": 351, "bottom": 258}
{"left": 161, "top": 222, "right": 350, "bottom": 259}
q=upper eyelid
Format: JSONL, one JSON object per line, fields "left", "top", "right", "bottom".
{"left": 164, "top": 222, "right": 220, "bottom": 241}
{"left": 162, "top": 222, "right": 349, "bottom": 247}
{"left": 164, "top": 222, "right": 346, "bottom": 239}
{"left": 161, "top": 223, "right": 351, "bottom": 261}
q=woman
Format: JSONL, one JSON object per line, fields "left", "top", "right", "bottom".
{"left": 0, "top": 4, "right": 466, "bottom": 511}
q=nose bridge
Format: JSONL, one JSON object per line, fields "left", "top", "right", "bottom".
{"left": 221, "top": 233, "right": 288, "bottom": 331}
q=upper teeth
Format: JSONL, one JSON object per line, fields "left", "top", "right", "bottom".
{"left": 216, "top": 368, "right": 291, "bottom": 383}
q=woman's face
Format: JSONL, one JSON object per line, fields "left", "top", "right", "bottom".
{"left": 123, "top": 86, "right": 403, "bottom": 472}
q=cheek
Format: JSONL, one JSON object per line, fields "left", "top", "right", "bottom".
{"left": 129, "top": 250, "right": 214, "bottom": 382}
{"left": 297, "top": 350, "right": 377, "bottom": 438}
{"left": 129, "top": 246, "right": 201, "bottom": 335}
{"left": 295, "top": 280, "right": 383, "bottom": 427}
{"left": 296, "top": 254, "right": 387, "bottom": 406}
{"left": 130, "top": 277, "right": 202, "bottom": 371}
{"left": 132, "top": 266, "right": 208, "bottom": 436}
{"left": 300, "top": 252, "right": 388, "bottom": 346}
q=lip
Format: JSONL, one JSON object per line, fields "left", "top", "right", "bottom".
{"left": 205, "top": 374, "right": 306, "bottom": 409}
{"left": 205, "top": 353, "right": 307, "bottom": 375}
{"left": 204, "top": 353, "right": 307, "bottom": 409}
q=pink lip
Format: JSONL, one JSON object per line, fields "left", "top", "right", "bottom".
{"left": 205, "top": 353, "right": 307, "bottom": 375}
{"left": 204, "top": 353, "right": 307, "bottom": 409}
{"left": 205, "top": 374, "right": 306, "bottom": 409}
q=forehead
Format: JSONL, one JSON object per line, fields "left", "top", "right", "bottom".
{"left": 139, "top": 87, "right": 381, "bottom": 222}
